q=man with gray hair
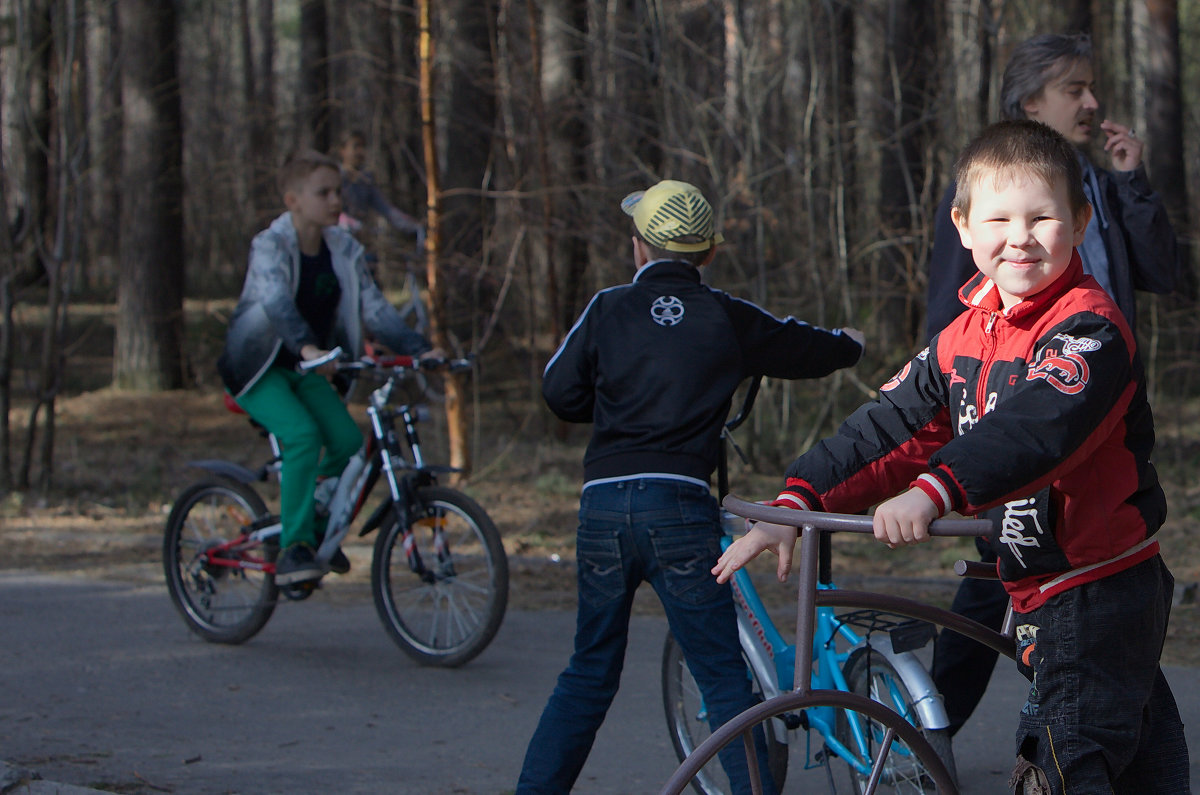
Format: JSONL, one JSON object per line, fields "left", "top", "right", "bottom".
{"left": 925, "top": 32, "right": 1181, "bottom": 741}
{"left": 926, "top": 32, "right": 1179, "bottom": 337}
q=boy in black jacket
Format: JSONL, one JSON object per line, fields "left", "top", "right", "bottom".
{"left": 516, "top": 180, "right": 864, "bottom": 794}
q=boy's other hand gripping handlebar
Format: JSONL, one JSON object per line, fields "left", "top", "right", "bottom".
{"left": 712, "top": 494, "right": 992, "bottom": 585}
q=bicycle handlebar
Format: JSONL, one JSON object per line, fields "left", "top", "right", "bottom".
{"left": 722, "top": 494, "right": 992, "bottom": 537}
{"left": 363, "top": 352, "right": 475, "bottom": 373}
{"left": 297, "top": 346, "right": 475, "bottom": 375}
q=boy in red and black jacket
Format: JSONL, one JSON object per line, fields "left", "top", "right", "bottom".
{"left": 714, "top": 120, "right": 1189, "bottom": 794}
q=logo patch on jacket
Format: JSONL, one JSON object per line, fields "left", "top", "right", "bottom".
{"left": 650, "top": 295, "right": 685, "bottom": 326}
{"left": 881, "top": 362, "right": 911, "bottom": 392}
{"left": 999, "top": 496, "right": 1046, "bottom": 569}
{"left": 1026, "top": 333, "right": 1099, "bottom": 395}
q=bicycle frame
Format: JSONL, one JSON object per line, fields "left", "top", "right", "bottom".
{"left": 664, "top": 500, "right": 1004, "bottom": 795}
{"left": 187, "top": 356, "right": 464, "bottom": 580}
{"left": 720, "top": 513, "right": 949, "bottom": 778}
{"left": 314, "top": 363, "right": 458, "bottom": 579}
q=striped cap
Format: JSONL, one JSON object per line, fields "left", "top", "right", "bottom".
{"left": 621, "top": 180, "right": 724, "bottom": 253}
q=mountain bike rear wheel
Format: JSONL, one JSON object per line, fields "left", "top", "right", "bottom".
{"left": 661, "top": 631, "right": 788, "bottom": 795}
{"left": 163, "top": 477, "right": 278, "bottom": 644}
{"left": 836, "top": 649, "right": 957, "bottom": 794}
{"left": 371, "top": 486, "right": 508, "bottom": 667}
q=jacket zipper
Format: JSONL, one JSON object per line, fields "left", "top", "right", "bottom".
{"left": 977, "top": 312, "right": 999, "bottom": 411}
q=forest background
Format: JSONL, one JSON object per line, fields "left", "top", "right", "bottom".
{"left": 4, "top": 1, "right": 1200, "bottom": 623}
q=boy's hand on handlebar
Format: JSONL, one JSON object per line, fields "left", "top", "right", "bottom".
{"left": 841, "top": 327, "right": 865, "bottom": 347}
{"left": 300, "top": 345, "right": 339, "bottom": 376}
{"left": 872, "top": 487, "right": 938, "bottom": 548}
{"left": 712, "top": 521, "right": 798, "bottom": 584}
{"left": 419, "top": 348, "right": 449, "bottom": 363}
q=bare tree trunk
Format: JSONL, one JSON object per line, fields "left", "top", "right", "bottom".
{"left": 1140, "top": 0, "right": 1193, "bottom": 306}
{"left": 83, "top": 0, "right": 120, "bottom": 292}
{"left": 1142, "top": 2, "right": 1187, "bottom": 223}
{"left": 0, "top": 98, "right": 14, "bottom": 492}
{"left": 1065, "top": 0, "right": 1094, "bottom": 33}
{"left": 536, "top": 0, "right": 589, "bottom": 338}
{"left": 857, "top": 0, "right": 936, "bottom": 345}
{"left": 11, "top": 0, "right": 54, "bottom": 490}
{"left": 944, "top": 0, "right": 991, "bottom": 148}
{"left": 114, "top": 0, "right": 185, "bottom": 391}
{"left": 241, "top": 0, "right": 276, "bottom": 228}
{"left": 299, "top": 0, "right": 330, "bottom": 152}
{"left": 419, "top": 0, "right": 470, "bottom": 479}
{"left": 252, "top": 0, "right": 276, "bottom": 225}
{"left": 440, "top": 0, "right": 497, "bottom": 256}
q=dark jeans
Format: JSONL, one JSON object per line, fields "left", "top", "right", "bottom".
{"left": 516, "top": 478, "right": 774, "bottom": 795}
{"left": 931, "top": 537, "right": 1008, "bottom": 735}
{"left": 1013, "top": 555, "right": 1188, "bottom": 794}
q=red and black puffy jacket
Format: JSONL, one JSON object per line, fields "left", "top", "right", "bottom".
{"left": 776, "top": 253, "right": 1166, "bottom": 612}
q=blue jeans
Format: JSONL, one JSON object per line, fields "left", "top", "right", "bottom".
{"left": 1013, "top": 555, "right": 1188, "bottom": 794}
{"left": 931, "top": 536, "right": 1008, "bottom": 735}
{"left": 516, "top": 478, "right": 774, "bottom": 795}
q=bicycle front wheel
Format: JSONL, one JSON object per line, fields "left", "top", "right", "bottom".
{"left": 836, "top": 649, "right": 957, "bottom": 794}
{"left": 371, "top": 486, "right": 508, "bottom": 667}
{"left": 662, "top": 631, "right": 788, "bottom": 795}
{"left": 163, "top": 477, "right": 278, "bottom": 644}
{"left": 663, "top": 690, "right": 956, "bottom": 795}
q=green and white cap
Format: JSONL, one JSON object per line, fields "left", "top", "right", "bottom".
{"left": 621, "top": 180, "right": 724, "bottom": 253}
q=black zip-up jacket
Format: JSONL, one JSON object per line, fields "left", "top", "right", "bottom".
{"left": 543, "top": 260, "right": 864, "bottom": 484}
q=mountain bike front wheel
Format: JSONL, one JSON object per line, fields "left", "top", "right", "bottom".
{"left": 836, "top": 649, "right": 957, "bottom": 794}
{"left": 163, "top": 477, "right": 278, "bottom": 644}
{"left": 371, "top": 486, "right": 508, "bottom": 667}
{"left": 661, "top": 631, "right": 789, "bottom": 795}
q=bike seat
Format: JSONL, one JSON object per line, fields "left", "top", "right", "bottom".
{"left": 223, "top": 392, "right": 247, "bottom": 415}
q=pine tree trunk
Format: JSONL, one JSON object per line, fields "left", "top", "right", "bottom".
{"left": 114, "top": 0, "right": 185, "bottom": 391}
{"left": 419, "top": 0, "right": 471, "bottom": 479}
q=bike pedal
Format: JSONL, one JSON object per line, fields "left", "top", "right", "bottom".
{"left": 279, "top": 579, "right": 321, "bottom": 601}
{"left": 782, "top": 711, "right": 808, "bottom": 731}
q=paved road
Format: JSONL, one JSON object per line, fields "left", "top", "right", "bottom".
{"left": 2, "top": 571, "right": 1198, "bottom": 794}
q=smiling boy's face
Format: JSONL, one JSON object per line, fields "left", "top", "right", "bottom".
{"left": 951, "top": 167, "right": 1090, "bottom": 310}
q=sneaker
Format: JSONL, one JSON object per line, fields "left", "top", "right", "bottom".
{"left": 275, "top": 544, "right": 323, "bottom": 585}
{"left": 313, "top": 522, "right": 350, "bottom": 575}
{"left": 326, "top": 547, "right": 351, "bottom": 575}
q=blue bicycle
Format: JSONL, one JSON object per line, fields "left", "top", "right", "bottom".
{"left": 661, "top": 379, "right": 994, "bottom": 793}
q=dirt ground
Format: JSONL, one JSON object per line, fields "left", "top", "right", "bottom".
{"left": 4, "top": 381, "right": 1200, "bottom": 666}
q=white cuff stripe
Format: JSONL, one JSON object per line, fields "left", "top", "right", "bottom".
{"left": 774, "top": 493, "right": 811, "bottom": 510}
{"left": 917, "top": 473, "right": 952, "bottom": 513}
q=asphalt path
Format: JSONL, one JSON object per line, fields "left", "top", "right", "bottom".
{"left": 2, "top": 571, "right": 1198, "bottom": 794}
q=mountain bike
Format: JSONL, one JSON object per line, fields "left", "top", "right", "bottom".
{"left": 661, "top": 379, "right": 1004, "bottom": 793}
{"left": 162, "top": 351, "right": 508, "bottom": 667}
{"left": 663, "top": 497, "right": 1013, "bottom": 795}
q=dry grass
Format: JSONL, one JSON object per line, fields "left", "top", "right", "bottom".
{"left": 3, "top": 300, "right": 1200, "bottom": 664}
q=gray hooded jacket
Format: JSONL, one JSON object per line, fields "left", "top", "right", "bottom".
{"left": 218, "top": 212, "right": 430, "bottom": 397}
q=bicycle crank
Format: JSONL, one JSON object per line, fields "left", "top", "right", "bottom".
{"left": 279, "top": 579, "right": 321, "bottom": 601}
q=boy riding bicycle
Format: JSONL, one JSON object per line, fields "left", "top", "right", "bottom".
{"left": 217, "top": 149, "right": 436, "bottom": 587}
{"left": 715, "top": 120, "right": 1189, "bottom": 794}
